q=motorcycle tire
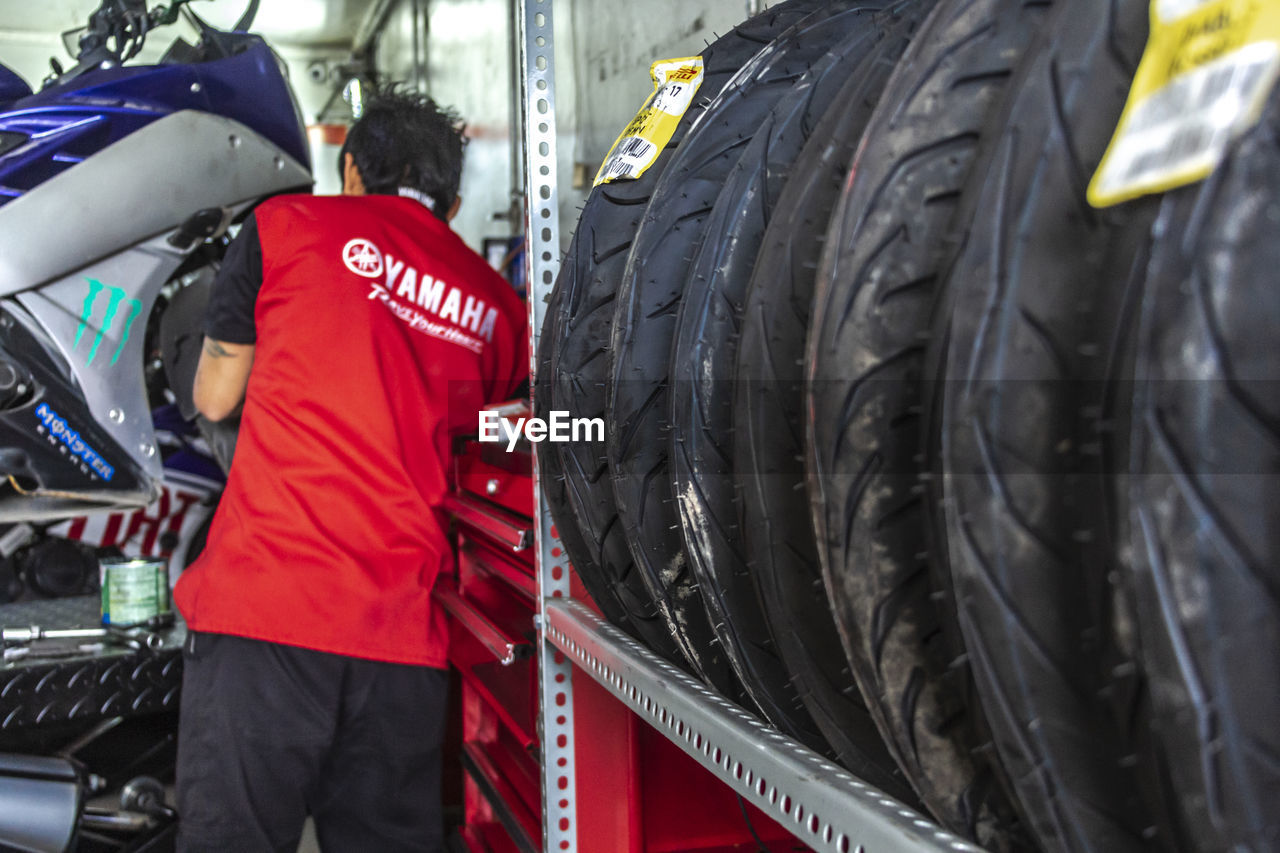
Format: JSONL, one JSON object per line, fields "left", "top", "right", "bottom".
{"left": 802, "top": 0, "right": 1056, "bottom": 844}
{"left": 158, "top": 264, "right": 239, "bottom": 473}
{"left": 924, "top": 1, "right": 1171, "bottom": 849}
{"left": 536, "top": 0, "right": 828, "bottom": 675}
{"left": 1124, "top": 87, "right": 1280, "bottom": 852}
{"left": 534, "top": 289, "right": 639, "bottom": 638}
{"left": 670, "top": 4, "right": 929, "bottom": 789}
{"left": 158, "top": 266, "right": 215, "bottom": 423}
{"left": 733, "top": 53, "right": 907, "bottom": 796}
{"left": 608, "top": 0, "right": 897, "bottom": 702}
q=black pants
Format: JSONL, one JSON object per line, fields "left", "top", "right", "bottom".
{"left": 176, "top": 632, "right": 449, "bottom": 853}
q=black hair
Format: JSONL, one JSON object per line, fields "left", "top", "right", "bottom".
{"left": 339, "top": 86, "right": 467, "bottom": 219}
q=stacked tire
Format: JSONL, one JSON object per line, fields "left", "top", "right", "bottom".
{"left": 538, "top": 0, "right": 1280, "bottom": 850}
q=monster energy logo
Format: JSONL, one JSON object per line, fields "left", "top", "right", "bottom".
{"left": 74, "top": 278, "right": 142, "bottom": 366}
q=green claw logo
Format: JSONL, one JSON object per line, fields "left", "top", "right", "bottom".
{"left": 74, "top": 278, "right": 142, "bottom": 367}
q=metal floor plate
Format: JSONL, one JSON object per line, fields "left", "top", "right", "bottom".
{"left": 0, "top": 596, "right": 183, "bottom": 734}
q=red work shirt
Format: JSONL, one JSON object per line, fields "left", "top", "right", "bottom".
{"left": 174, "top": 194, "right": 527, "bottom": 667}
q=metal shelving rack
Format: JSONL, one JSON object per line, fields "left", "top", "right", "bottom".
{"left": 514, "top": 1, "right": 576, "bottom": 852}
{"left": 516, "top": 3, "right": 982, "bottom": 851}
{"left": 546, "top": 600, "right": 986, "bottom": 853}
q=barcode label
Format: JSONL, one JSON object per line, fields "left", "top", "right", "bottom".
{"left": 594, "top": 57, "right": 705, "bottom": 187}
{"left": 1092, "top": 44, "right": 1278, "bottom": 204}
{"left": 599, "top": 137, "right": 657, "bottom": 182}
{"left": 1090, "top": 1, "right": 1280, "bottom": 207}
{"left": 618, "top": 137, "right": 656, "bottom": 160}
{"left": 601, "top": 160, "right": 636, "bottom": 181}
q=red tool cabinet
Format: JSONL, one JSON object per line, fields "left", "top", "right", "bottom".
{"left": 439, "top": 436, "right": 540, "bottom": 853}
{"left": 441, "top": 427, "right": 798, "bottom": 853}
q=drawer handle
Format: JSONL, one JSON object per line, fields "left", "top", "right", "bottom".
{"left": 443, "top": 494, "right": 532, "bottom": 552}
{"left": 434, "top": 579, "right": 531, "bottom": 666}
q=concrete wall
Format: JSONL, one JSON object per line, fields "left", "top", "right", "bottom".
{"left": 562, "top": 0, "right": 758, "bottom": 172}
{"left": 373, "top": 0, "right": 516, "bottom": 254}
{"left": 404, "top": 0, "right": 763, "bottom": 250}
{"left": 426, "top": 0, "right": 518, "bottom": 254}
{"left": 0, "top": 31, "right": 69, "bottom": 90}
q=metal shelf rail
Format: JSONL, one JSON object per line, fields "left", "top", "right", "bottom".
{"left": 514, "top": 1, "right": 576, "bottom": 853}
{"left": 545, "top": 599, "right": 985, "bottom": 853}
{"left": 517, "top": 1, "right": 986, "bottom": 851}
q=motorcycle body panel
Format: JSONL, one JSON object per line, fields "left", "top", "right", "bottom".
{"left": 0, "top": 22, "right": 312, "bottom": 519}
{"left": 48, "top": 410, "right": 223, "bottom": 574}
{"left": 0, "top": 64, "right": 30, "bottom": 106}
{"left": 0, "top": 110, "right": 310, "bottom": 296}
{"left": 1, "top": 405, "right": 224, "bottom": 603}
{"left": 0, "top": 39, "right": 309, "bottom": 201}
{"left": 1, "top": 234, "right": 185, "bottom": 520}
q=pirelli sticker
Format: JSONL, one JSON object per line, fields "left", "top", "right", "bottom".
{"left": 594, "top": 57, "right": 705, "bottom": 187}
{"left": 1089, "top": 0, "right": 1280, "bottom": 207}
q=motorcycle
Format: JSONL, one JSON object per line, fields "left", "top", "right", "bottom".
{"left": 0, "top": 4, "right": 311, "bottom": 848}
{"left": 0, "top": 0, "right": 311, "bottom": 525}
{"left": 0, "top": 403, "right": 226, "bottom": 603}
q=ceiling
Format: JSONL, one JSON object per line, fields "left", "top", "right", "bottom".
{"left": 0, "top": 0, "right": 376, "bottom": 48}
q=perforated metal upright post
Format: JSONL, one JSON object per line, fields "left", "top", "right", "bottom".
{"left": 516, "top": 0, "right": 576, "bottom": 851}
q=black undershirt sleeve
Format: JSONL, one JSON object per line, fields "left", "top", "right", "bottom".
{"left": 204, "top": 213, "right": 264, "bottom": 345}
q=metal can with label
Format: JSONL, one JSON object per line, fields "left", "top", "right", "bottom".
{"left": 100, "top": 557, "right": 170, "bottom": 627}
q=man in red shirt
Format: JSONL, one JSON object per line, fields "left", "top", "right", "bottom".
{"left": 173, "top": 90, "right": 527, "bottom": 852}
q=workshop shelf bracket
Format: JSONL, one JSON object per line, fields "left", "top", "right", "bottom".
{"left": 516, "top": 1, "right": 576, "bottom": 852}
{"left": 544, "top": 598, "right": 986, "bottom": 853}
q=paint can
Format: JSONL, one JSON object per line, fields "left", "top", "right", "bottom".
{"left": 100, "top": 557, "right": 170, "bottom": 627}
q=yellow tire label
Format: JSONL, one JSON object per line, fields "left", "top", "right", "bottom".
{"left": 1088, "top": 0, "right": 1280, "bottom": 207}
{"left": 594, "top": 57, "right": 706, "bottom": 187}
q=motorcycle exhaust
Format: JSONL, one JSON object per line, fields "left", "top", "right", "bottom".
{"left": 0, "top": 753, "right": 81, "bottom": 853}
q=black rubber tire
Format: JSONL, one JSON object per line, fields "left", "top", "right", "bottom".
{"left": 159, "top": 266, "right": 215, "bottom": 423}
{"left": 608, "top": 0, "right": 896, "bottom": 702}
{"left": 1123, "top": 88, "right": 1280, "bottom": 852}
{"left": 536, "top": 0, "right": 825, "bottom": 670}
{"left": 923, "top": 1, "right": 1170, "bottom": 850}
{"left": 802, "top": 0, "right": 1057, "bottom": 845}
{"left": 668, "top": 9, "right": 925, "bottom": 758}
{"left": 534, "top": 289, "right": 638, "bottom": 638}
{"left": 158, "top": 266, "right": 239, "bottom": 472}
{"left": 733, "top": 52, "right": 910, "bottom": 795}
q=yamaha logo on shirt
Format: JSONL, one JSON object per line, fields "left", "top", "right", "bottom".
{"left": 343, "top": 238, "right": 384, "bottom": 278}
{"left": 345, "top": 236, "right": 501, "bottom": 354}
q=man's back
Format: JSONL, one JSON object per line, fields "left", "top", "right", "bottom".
{"left": 175, "top": 193, "right": 527, "bottom": 666}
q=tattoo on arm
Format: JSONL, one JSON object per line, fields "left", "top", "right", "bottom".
{"left": 204, "top": 339, "right": 238, "bottom": 358}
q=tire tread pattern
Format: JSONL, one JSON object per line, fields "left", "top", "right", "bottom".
{"left": 671, "top": 6, "right": 926, "bottom": 776}
{"left": 1124, "top": 88, "right": 1280, "bottom": 852}
{"left": 804, "top": 1, "right": 1057, "bottom": 844}
{"left": 925, "top": 1, "right": 1165, "bottom": 849}
{"left": 608, "top": 1, "right": 892, "bottom": 694}
{"left": 536, "top": 0, "right": 826, "bottom": 667}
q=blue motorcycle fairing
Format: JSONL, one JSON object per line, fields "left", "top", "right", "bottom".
{"left": 0, "top": 110, "right": 158, "bottom": 200}
{"left": 152, "top": 403, "right": 225, "bottom": 484}
{"left": 0, "top": 64, "right": 31, "bottom": 105}
{"left": 0, "top": 38, "right": 308, "bottom": 204}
